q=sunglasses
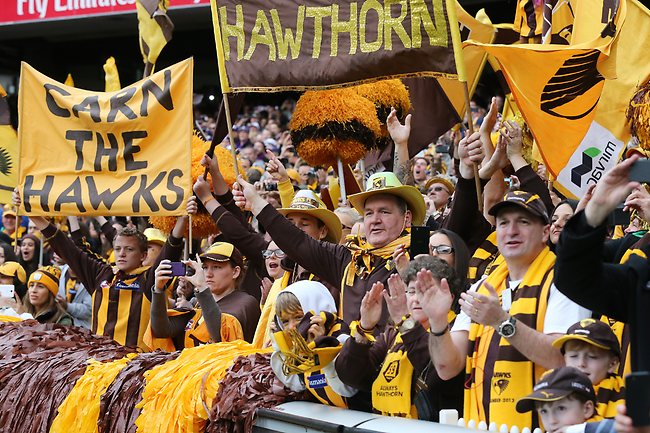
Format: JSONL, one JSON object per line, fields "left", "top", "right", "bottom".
{"left": 262, "top": 249, "right": 286, "bottom": 259}
{"left": 429, "top": 186, "right": 449, "bottom": 194}
{"left": 429, "top": 245, "right": 454, "bottom": 255}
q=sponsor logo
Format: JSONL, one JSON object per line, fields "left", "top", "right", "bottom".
{"left": 570, "top": 141, "right": 616, "bottom": 187}
{"left": 540, "top": 50, "right": 604, "bottom": 120}
{"left": 307, "top": 373, "right": 328, "bottom": 389}
{"left": 383, "top": 360, "right": 400, "bottom": 383}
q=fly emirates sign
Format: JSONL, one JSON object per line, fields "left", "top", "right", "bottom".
{"left": 2, "top": 0, "right": 208, "bottom": 24}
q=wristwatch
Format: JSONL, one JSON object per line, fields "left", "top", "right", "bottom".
{"left": 497, "top": 316, "right": 516, "bottom": 338}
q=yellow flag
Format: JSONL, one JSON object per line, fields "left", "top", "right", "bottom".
{"left": 438, "top": 3, "right": 497, "bottom": 118}
{"left": 17, "top": 59, "right": 194, "bottom": 217}
{"left": 555, "top": 0, "right": 650, "bottom": 198}
{"left": 136, "top": 0, "right": 174, "bottom": 68}
{"left": 0, "top": 84, "right": 18, "bottom": 203}
{"left": 469, "top": 0, "right": 626, "bottom": 179}
{"left": 103, "top": 57, "right": 122, "bottom": 92}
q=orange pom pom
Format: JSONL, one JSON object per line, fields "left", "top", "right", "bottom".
{"left": 149, "top": 132, "right": 245, "bottom": 239}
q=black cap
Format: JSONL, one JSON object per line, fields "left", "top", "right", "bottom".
{"left": 515, "top": 367, "right": 596, "bottom": 413}
{"left": 553, "top": 318, "right": 621, "bottom": 360}
{"left": 488, "top": 190, "right": 550, "bottom": 224}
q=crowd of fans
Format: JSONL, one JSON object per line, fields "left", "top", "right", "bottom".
{"left": 1, "top": 94, "right": 649, "bottom": 433}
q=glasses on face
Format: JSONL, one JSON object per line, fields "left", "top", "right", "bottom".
{"left": 262, "top": 249, "right": 286, "bottom": 259}
{"left": 429, "top": 245, "right": 454, "bottom": 255}
{"left": 429, "top": 186, "right": 449, "bottom": 194}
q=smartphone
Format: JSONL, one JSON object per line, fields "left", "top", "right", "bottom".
{"left": 626, "top": 372, "right": 650, "bottom": 426}
{"left": 607, "top": 205, "right": 628, "bottom": 226}
{"left": 410, "top": 226, "right": 431, "bottom": 257}
{"left": 169, "top": 262, "right": 186, "bottom": 277}
{"left": 0, "top": 284, "right": 14, "bottom": 299}
{"left": 629, "top": 159, "right": 650, "bottom": 183}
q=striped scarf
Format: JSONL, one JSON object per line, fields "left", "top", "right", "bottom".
{"left": 468, "top": 232, "right": 500, "bottom": 284}
{"left": 464, "top": 247, "right": 555, "bottom": 429}
{"left": 340, "top": 233, "right": 410, "bottom": 319}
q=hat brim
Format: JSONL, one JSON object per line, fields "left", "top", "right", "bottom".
{"left": 425, "top": 177, "right": 455, "bottom": 195}
{"left": 278, "top": 208, "right": 342, "bottom": 244}
{"left": 199, "top": 253, "right": 231, "bottom": 262}
{"left": 515, "top": 390, "right": 571, "bottom": 413}
{"left": 552, "top": 335, "right": 620, "bottom": 358}
{"left": 488, "top": 200, "right": 549, "bottom": 224}
{"left": 348, "top": 185, "right": 426, "bottom": 225}
{"left": 2, "top": 212, "right": 16, "bottom": 218}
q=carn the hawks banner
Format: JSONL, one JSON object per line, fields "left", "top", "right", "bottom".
{"left": 17, "top": 59, "right": 193, "bottom": 217}
{"left": 209, "top": 0, "right": 460, "bottom": 92}
{"left": 468, "top": 0, "right": 626, "bottom": 182}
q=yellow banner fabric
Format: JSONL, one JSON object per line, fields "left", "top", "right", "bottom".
{"left": 17, "top": 59, "right": 193, "bottom": 217}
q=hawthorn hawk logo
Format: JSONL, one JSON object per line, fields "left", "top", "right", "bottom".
{"left": 541, "top": 50, "right": 604, "bottom": 120}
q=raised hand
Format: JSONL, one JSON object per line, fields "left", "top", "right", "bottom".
{"left": 359, "top": 282, "right": 384, "bottom": 330}
{"left": 387, "top": 107, "right": 412, "bottom": 148}
{"left": 193, "top": 175, "right": 213, "bottom": 203}
{"left": 585, "top": 155, "right": 640, "bottom": 227}
{"left": 235, "top": 175, "right": 268, "bottom": 215}
{"left": 459, "top": 282, "right": 507, "bottom": 329}
{"left": 383, "top": 273, "right": 409, "bottom": 323}
{"left": 154, "top": 259, "right": 173, "bottom": 291}
{"left": 415, "top": 269, "right": 453, "bottom": 331}
{"left": 458, "top": 131, "right": 485, "bottom": 180}
{"left": 265, "top": 150, "right": 289, "bottom": 183}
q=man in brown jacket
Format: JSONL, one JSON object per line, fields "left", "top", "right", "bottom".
{"left": 236, "top": 171, "right": 425, "bottom": 329}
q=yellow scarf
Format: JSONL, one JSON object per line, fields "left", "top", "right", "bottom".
{"left": 340, "top": 233, "right": 410, "bottom": 318}
{"left": 465, "top": 246, "right": 555, "bottom": 429}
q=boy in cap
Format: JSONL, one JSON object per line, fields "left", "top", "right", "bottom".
{"left": 516, "top": 367, "right": 598, "bottom": 432}
{"left": 553, "top": 319, "right": 625, "bottom": 418}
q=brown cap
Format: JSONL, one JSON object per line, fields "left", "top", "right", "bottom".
{"left": 199, "top": 242, "right": 243, "bottom": 268}
{"left": 552, "top": 318, "right": 621, "bottom": 360}
{"left": 516, "top": 367, "right": 596, "bottom": 413}
{"left": 488, "top": 190, "right": 549, "bottom": 224}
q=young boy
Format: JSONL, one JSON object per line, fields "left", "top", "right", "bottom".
{"left": 553, "top": 319, "right": 625, "bottom": 418}
{"left": 516, "top": 367, "right": 598, "bottom": 433}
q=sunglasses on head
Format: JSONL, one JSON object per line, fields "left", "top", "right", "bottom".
{"left": 262, "top": 249, "right": 286, "bottom": 259}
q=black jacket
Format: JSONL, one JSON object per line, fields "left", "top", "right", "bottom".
{"left": 555, "top": 210, "right": 650, "bottom": 371}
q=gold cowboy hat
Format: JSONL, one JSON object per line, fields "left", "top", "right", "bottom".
{"left": 348, "top": 172, "right": 426, "bottom": 225}
{"left": 278, "top": 190, "right": 342, "bottom": 243}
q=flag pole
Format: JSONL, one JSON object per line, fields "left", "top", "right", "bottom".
{"left": 446, "top": 0, "right": 484, "bottom": 211}
{"left": 222, "top": 94, "right": 239, "bottom": 178}
{"left": 12, "top": 206, "right": 19, "bottom": 255}
{"left": 337, "top": 158, "right": 347, "bottom": 205}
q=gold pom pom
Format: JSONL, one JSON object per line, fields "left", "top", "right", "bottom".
{"left": 627, "top": 78, "right": 650, "bottom": 150}
{"left": 353, "top": 79, "right": 411, "bottom": 139}
{"left": 290, "top": 88, "right": 381, "bottom": 167}
{"left": 149, "top": 132, "right": 245, "bottom": 239}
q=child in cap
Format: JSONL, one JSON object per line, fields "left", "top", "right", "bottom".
{"left": 23, "top": 266, "right": 73, "bottom": 325}
{"left": 270, "top": 280, "right": 357, "bottom": 409}
{"left": 516, "top": 367, "right": 598, "bottom": 433}
{"left": 553, "top": 319, "right": 625, "bottom": 418}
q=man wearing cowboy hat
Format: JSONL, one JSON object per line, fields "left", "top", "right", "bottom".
{"left": 424, "top": 176, "right": 455, "bottom": 228}
{"left": 236, "top": 171, "right": 425, "bottom": 328}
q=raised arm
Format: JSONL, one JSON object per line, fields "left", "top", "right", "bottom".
{"left": 235, "top": 176, "right": 350, "bottom": 287}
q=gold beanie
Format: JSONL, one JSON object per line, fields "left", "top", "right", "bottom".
{"left": 28, "top": 266, "right": 62, "bottom": 296}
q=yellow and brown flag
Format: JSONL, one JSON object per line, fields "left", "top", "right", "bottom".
{"left": 468, "top": 0, "right": 626, "bottom": 180}
{"left": 555, "top": 0, "right": 650, "bottom": 198}
{"left": 136, "top": 0, "right": 174, "bottom": 73}
{"left": 0, "top": 84, "right": 18, "bottom": 203}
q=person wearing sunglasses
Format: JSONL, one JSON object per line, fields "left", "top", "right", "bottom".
{"left": 424, "top": 176, "right": 455, "bottom": 229}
